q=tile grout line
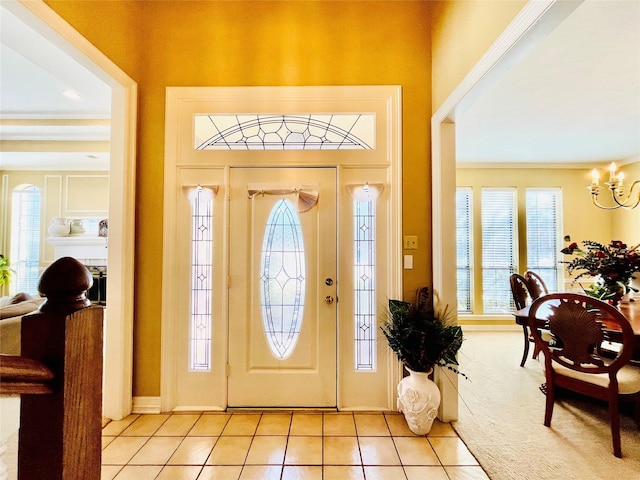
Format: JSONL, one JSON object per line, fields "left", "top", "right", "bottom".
{"left": 102, "top": 412, "right": 485, "bottom": 480}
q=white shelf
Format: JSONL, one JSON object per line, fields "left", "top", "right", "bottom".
{"left": 46, "top": 236, "right": 108, "bottom": 246}
{"left": 46, "top": 236, "right": 108, "bottom": 261}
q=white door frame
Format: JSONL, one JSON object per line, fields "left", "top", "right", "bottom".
{"left": 431, "top": 0, "right": 580, "bottom": 421}
{"left": 162, "top": 86, "right": 403, "bottom": 412}
{"left": 12, "top": 0, "right": 138, "bottom": 420}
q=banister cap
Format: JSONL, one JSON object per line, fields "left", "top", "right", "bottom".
{"left": 38, "top": 257, "right": 93, "bottom": 313}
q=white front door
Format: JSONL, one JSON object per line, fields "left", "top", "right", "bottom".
{"left": 228, "top": 167, "right": 337, "bottom": 407}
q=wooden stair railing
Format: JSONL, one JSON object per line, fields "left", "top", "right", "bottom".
{"left": 0, "top": 356, "right": 54, "bottom": 395}
{"left": 0, "top": 257, "right": 104, "bottom": 480}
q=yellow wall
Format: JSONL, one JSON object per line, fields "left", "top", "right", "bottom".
{"left": 1, "top": 170, "right": 109, "bottom": 261}
{"left": 457, "top": 167, "right": 620, "bottom": 242}
{"left": 34, "top": 0, "right": 640, "bottom": 398}
{"left": 458, "top": 164, "right": 640, "bottom": 312}
{"left": 457, "top": 167, "right": 618, "bottom": 302}
{"left": 430, "top": 0, "right": 526, "bottom": 111}
{"left": 613, "top": 162, "right": 640, "bottom": 245}
{"left": 46, "top": 0, "right": 433, "bottom": 396}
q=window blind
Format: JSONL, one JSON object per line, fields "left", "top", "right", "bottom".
{"left": 481, "top": 188, "right": 517, "bottom": 313}
{"left": 526, "top": 188, "right": 560, "bottom": 292}
{"left": 11, "top": 186, "right": 41, "bottom": 294}
{"left": 456, "top": 188, "right": 473, "bottom": 313}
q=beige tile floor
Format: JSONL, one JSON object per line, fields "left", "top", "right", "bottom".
{"left": 101, "top": 411, "right": 489, "bottom": 480}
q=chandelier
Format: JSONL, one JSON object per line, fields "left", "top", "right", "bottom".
{"left": 588, "top": 162, "right": 640, "bottom": 210}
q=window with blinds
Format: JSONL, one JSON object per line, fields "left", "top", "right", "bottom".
{"left": 10, "top": 185, "right": 41, "bottom": 294}
{"left": 456, "top": 188, "right": 473, "bottom": 313}
{"left": 481, "top": 188, "right": 517, "bottom": 313}
{"left": 526, "top": 188, "right": 560, "bottom": 292}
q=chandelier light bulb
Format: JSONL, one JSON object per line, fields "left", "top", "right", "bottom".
{"left": 588, "top": 162, "right": 639, "bottom": 209}
{"left": 609, "top": 162, "right": 617, "bottom": 182}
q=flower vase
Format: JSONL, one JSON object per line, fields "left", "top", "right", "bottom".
{"left": 621, "top": 290, "right": 634, "bottom": 304}
{"left": 70, "top": 219, "right": 85, "bottom": 235}
{"left": 48, "top": 217, "right": 70, "bottom": 237}
{"left": 397, "top": 366, "right": 441, "bottom": 435}
{"left": 607, "top": 285, "right": 626, "bottom": 307}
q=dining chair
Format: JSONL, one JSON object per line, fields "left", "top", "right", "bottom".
{"left": 527, "top": 293, "right": 640, "bottom": 457}
{"left": 524, "top": 270, "right": 549, "bottom": 299}
{"left": 510, "top": 273, "right": 538, "bottom": 367}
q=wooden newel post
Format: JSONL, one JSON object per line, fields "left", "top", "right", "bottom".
{"left": 18, "top": 257, "right": 104, "bottom": 480}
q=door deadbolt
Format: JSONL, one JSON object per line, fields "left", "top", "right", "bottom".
{"left": 325, "top": 278, "right": 333, "bottom": 286}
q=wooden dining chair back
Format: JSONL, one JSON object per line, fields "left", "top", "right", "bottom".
{"left": 510, "top": 273, "right": 531, "bottom": 310}
{"left": 524, "top": 270, "right": 549, "bottom": 299}
{"left": 527, "top": 293, "right": 640, "bottom": 457}
{"left": 510, "top": 273, "right": 537, "bottom": 366}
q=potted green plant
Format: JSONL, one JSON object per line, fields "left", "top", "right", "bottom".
{"left": 380, "top": 286, "right": 465, "bottom": 434}
{"left": 0, "top": 254, "right": 13, "bottom": 288}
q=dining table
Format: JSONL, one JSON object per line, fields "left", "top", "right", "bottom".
{"left": 514, "top": 299, "right": 640, "bottom": 360}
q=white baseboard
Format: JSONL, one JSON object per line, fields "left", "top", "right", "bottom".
{"left": 132, "top": 396, "right": 161, "bottom": 414}
{"left": 172, "top": 406, "right": 226, "bottom": 412}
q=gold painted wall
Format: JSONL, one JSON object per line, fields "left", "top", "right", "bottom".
{"left": 457, "top": 167, "right": 617, "bottom": 243}
{"left": 45, "top": 0, "right": 433, "bottom": 396}
{"left": 456, "top": 167, "right": 633, "bottom": 298}
{"left": 613, "top": 162, "right": 640, "bottom": 245}
{"left": 430, "top": 0, "right": 526, "bottom": 111}
{"left": 35, "top": 0, "right": 640, "bottom": 399}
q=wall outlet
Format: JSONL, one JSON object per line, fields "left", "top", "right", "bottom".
{"left": 403, "top": 235, "right": 418, "bottom": 250}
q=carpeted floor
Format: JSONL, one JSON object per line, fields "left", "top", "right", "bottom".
{"left": 453, "top": 330, "right": 640, "bottom": 480}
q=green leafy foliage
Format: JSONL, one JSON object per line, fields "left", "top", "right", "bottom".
{"left": 380, "top": 288, "right": 465, "bottom": 376}
{"left": 0, "top": 254, "right": 13, "bottom": 288}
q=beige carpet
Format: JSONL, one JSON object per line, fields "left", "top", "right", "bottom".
{"left": 453, "top": 330, "right": 640, "bottom": 480}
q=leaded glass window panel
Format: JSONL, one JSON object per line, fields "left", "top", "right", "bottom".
{"left": 195, "top": 114, "right": 375, "bottom": 150}
{"left": 354, "top": 199, "right": 376, "bottom": 371}
{"left": 260, "top": 199, "right": 306, "bottom": 360}
{"left": 188, "top": 186, "right": 214, "bottom": 371}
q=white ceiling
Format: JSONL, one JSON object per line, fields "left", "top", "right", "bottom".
{"left": 0, "top": 4, "right": 111, "bottom": 171}
{"left": 0, "top": 0, "right": 638, "bottom": 171}
{"left": 456, "top": 0, "right": 640, "bottom": 167}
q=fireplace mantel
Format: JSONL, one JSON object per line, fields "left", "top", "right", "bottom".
{"left": 46, "top": 236, "right": 108, "bottom": 262}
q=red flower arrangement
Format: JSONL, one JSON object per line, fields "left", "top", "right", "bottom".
{"left": 561, "top": 240, "right": 640, "bottom": 303}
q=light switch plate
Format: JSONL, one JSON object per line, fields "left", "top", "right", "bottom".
{"left": 403, "top": 235, "right": 418, "bottom": 249}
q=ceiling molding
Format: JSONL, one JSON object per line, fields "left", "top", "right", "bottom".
{"left": 0, "top": 140, "right": 109, "bottom": 152}
{"left": 0, "top": 118, "right": 110, "bottom": 126}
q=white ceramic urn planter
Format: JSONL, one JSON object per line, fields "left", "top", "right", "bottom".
{"left": 48, "top": 217, "right": 70, "bottom": 237}
{"left": 397, "top": 366, "right": 441, "bottom": 435}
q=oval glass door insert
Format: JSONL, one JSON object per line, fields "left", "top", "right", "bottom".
{"left": 260, "top": 199, "right": 306, "bottom": 359}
